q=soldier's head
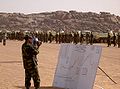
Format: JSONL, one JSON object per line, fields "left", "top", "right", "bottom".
{"left": 24, "top": 35, "right": 33, "bottom": 43}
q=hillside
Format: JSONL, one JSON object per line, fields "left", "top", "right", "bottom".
{"left": 0, "top": 11, "right": 120, "bottom": 32}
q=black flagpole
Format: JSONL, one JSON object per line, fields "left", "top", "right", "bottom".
{"left": 98, "top": 66, "right": 117, "bottom": 84}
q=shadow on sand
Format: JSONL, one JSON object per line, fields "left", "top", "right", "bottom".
{"left": 0, "top": 61, "right": 22, "bottom": 64}
{"left": 16, "top": 86, "right": 64, "bottom": 89}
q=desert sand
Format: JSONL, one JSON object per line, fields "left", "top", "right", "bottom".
{"left": 0, "top": 40, "right": 120, "bottom": 89}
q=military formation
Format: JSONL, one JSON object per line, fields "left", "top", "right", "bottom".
{"left": 0, "top": 30, "right": 120, "bottom": 47}
{"left": 107, "top": 32, "right": 120, "bottom": 48}
{"left": 0, "top": 30, "right": 94, "bottom": 45}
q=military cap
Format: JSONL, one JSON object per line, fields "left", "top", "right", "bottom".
{"left": 24, "top": 34, "right": 32, "bottom": 40}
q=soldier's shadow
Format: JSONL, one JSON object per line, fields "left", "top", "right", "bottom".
{"left": 16, "top": 86, "right": 64, "bottom": 89}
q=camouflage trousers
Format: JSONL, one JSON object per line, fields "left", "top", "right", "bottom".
{"left": 25, "top": 67, "right": 40, "bottom": 89}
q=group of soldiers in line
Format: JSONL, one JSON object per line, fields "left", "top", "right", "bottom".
{"left": 107, "top": 32, "right": 120, "bottom": 48}
{"left": 1, "top": 30, "right": 120, "bottom": 47}
{"left": 41, "top": 31, "right": 94, "bottom": 45}
{"left": 0, "top": 31, "right": 94, "bottom": 45}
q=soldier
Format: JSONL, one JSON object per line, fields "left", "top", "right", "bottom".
{"left": 3, "top": 33, "right": 7, "bottom": 46}
{"left": 69, "top": 32, "right": 73, "bottom": 43}
{"left": 0, "top": 32, "right": 2, "bottom": 42}
{"left": 90, "top": 32, "right": 94, "bottom": 45}
{"left": 118, "top": 32, "right": 120, "bottom": 48}
{"left": 73, "top": 32, "right": 78, "bottom": 44}
{"left": 112, "top": 33, "right": 116, "bottom": 47}
{"left": 22, "top": 35, "right": 41, "bottom": 89}
{"left": 80, "top": 32, "right": 84, "bottom": 44}
{"left": 58, "top": 33, "right": 62, "bottom": 44}
{"left": 107, "top": 33, "right": 111, "bottom": 47}
{"left": 86, "top": 33, "right": 90, "bottom": 45}
{"left": 48, "top": 32, "right": 53, "bottom": 43}
{"left": 55, "top": 32, "right": 59, "bottom": 43}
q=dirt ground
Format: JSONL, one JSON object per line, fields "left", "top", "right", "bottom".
{"left": 0, "top": 40, "right": 120, "bottom": 89}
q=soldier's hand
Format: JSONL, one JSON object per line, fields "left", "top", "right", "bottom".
{"left": 37, "top": 41, "right": 42, "bottom": 47}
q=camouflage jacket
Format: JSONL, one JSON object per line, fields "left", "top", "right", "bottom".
{"left": 22, "top": 42, "right": 39, "bottom": 69}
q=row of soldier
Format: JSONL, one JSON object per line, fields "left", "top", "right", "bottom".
{"left": 1, "top": 30, "right": 120, "bottom": 47}
{"left": 107, "top": 32, "right": 120, "bottom": 48}
{"left": 0, "top": 31, "right": 94, "bottom": 45}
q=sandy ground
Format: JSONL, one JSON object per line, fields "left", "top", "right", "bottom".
{"left": 0, "top": 40, "right": 120, "bottom": 89}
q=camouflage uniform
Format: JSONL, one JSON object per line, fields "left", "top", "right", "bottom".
{"left": 113, "top": 33, "right": 116, "bottom": 47}
{"left": 118, "top": 33, "right": 120, "bottom": 48}
{"left": 86, "top": 33, "right": 90, "bottom": 45}
{"left": 90, "top": 32, "right": 94, "bottom": 45}
{"left": 107, "top": 33, "right": 111, "bottom": 47}
{"left": 22, "top": 41, "right": 40, "bottom": 89}
{"left": 80, "top": 32, "right": 84, "bottom": 44}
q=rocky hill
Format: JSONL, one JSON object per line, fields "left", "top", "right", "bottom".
{"left": 0, "top": 11, "right": 120, "bottom": 33}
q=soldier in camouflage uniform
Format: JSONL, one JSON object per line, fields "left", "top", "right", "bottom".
{"left": 118, "top": 32, "right": 120, "bottom": 48}
{"left": 80, "top": 32, "right": 84, "bottom": 44}
{"left": 107, "top": 32, "right": 111, "bottom": 47}
{"left": 86, "top": 33, "right": 90, "bottom": 45}
{"left": 22, "top": 35, "right": 41, "bottom": 89}
{"left": 113, "top": 32, "right": 116, "bottom": 47}
{"left": 90, "top": 32, "right": 94, "bottom": 45}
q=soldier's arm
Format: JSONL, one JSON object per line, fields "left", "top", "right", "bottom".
{"left": 30, "top": 44, "right": 39, "bottom": 55}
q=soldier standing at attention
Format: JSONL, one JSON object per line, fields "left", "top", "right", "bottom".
{"left": 107, "top": 32, "right": 111, "bottom": 47}
{"left": 86, "top": 33, "right": 90, "bottom": 45}
{"left": 118, "top": 32, "right": 120, "bottom": 48}
{"left": 113, "top": 32, "right": 116, "bottom": 47}
{"left": 22, "top": 35, "right": 41, "bottom": 89}
{"left": 90, "top": 32, "right": 94, "bottom": 45}
{"left": 3, "top": 33, "right": 7, "bottom": 46}
{"left": 80, "top": 32, "right": 84, "bottom": 44}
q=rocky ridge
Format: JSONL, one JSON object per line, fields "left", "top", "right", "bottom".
{"left": 0, "top": 11, "right": 120, "bottom": 33}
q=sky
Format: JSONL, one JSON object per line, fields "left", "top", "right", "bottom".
{"left": 0, "top": 0, "right": 120, "bottom": 16}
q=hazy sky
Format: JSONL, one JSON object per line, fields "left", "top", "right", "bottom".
{"left": 0, "top": 0, "right": 120, "bottom": 15}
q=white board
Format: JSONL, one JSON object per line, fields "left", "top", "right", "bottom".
{"left": 53, "top": 44, "right": 102, "bottom": 89}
